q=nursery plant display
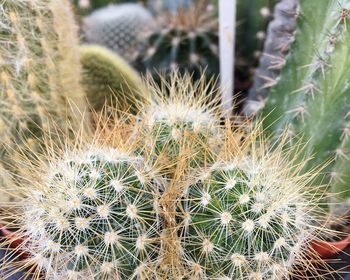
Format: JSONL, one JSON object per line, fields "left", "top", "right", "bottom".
{"left": 261, "top": 0, "right": 350, "bottom": 205}
{"left": 79, "top": 45, "right": 147, "bottom": 112}
{"left": 0, "top": 74, "right": 329, "bottom": 279}
{"left": 0, "top": 0, "right": 88, "bottom": 203}
{"left": 133, "top": 2, "right": 219, "bottom": 84}
{"left": 83, "top": 3, "right": 155, "bottom": 62}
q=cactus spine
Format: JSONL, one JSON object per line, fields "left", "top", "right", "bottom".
{"left": 0, "top": 0, "right": 88, "bottom": 202}
{"left": 79, "top": 45, "right": 148, "bottom": 113}
{"left": 261, "top": 0, "right": 350, "bottom": 205}
{"left": 133, "top": 3, "right": 219, "bottom": 83}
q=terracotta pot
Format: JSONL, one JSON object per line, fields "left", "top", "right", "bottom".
{"left": 311, "top": 235, "right": 350, "bottom": 259}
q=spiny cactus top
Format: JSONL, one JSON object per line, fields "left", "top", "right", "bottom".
{"left": 137, "top": 74, "right": 221, "bottom": 167}
{"left": 83, "top": 3, "right": 155, "bottom": 62}
{"left": 22, "top": 147, "right": 162, "bottom": 279}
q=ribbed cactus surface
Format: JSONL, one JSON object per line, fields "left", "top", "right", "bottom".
{"left": 23, "top": 147, "right": 161, "bottom": 279}
{"left": 133, "top": 3, "right": 219, "bottom": 83}
{"left": 0, "top": 0, "right": 87, "bottom": 202}
{"left": 261, "top": 0, "right": 350, "bottom": 205}
{"left": 83, "top": 3, "right": 155, "bottom": 61}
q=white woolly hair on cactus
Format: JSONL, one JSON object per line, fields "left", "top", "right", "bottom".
{"left": 179, "top": 121, "right": 329, "bottom": 279}
{"left": 0, "top": 115, "right": 165, "bottom": 280}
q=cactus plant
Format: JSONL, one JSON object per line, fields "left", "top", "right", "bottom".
{"left": 136, "top": 73, "right": 222, "bottom": 170}
{"left": 244, "top": 0, "right": 298, "bottom": 115}
{"left": 0, "top": 0, "right": 88, "bottom": 202}
{"left": 133, "top": 2, "right": 219, "bottom": 84}
{"left": 83, "top": 3, "right": 155, "bottom": 62}
{"left": 9, "top": 146, "right": 162, "bottom": 279}
{"left": 261, "top": 0, "right": 350, "bottom": 205}
{"left": 79, "top": 45, "right": 148, "bottom": 113}
{"left": 180, "top": 125, "right": 324, "bottom": 279}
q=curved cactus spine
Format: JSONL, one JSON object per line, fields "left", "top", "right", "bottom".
{"left": 6, "top": 146, "right": 163, "bottom": 279}
{"left": 180, "top": 125, "right": 325, "bottom": 279}
{"left": 261, "top": 0, "right": 350, "bottom": 204}
{"left": 133, "top": 3, "right": 219, "bottom": 84}
{"left": 0, "top": 0, "right": 88, "bottom": 202}
{"left": 83, "top": 3, "right": 155, "bottom": 62}
{"left": 79, "top": 45, "right": 148, "bottom": 113}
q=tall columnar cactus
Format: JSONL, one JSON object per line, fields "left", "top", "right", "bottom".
{"left": 244, "top": 0, "right": 298, "bottom": 115}
{"left": 261, "top": 0, "right": 350, "bottom": 204}
{"left": 83, "top": 3, "right": 155, "bottom": 62}
{"left": 13, "top": 147, "right": 162, "bottom": 279}
{"left": 79, "top": 45, "right": 148, "bottom": 113}
{"left": 133, "top": 3, "right": 219, "bottom": 84}
{"left": 0, "top": 0, "right": 88, "bottom": 202}
{"left": 180, "top": 126, "right": 323, "bottom": 279}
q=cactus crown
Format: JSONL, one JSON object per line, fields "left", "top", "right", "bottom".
{"left": 22, "top": 146, "right": 162, "bottom": 279}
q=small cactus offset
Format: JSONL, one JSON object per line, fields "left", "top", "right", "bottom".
{"left": 12, "top": 146, "right": 163, "bottom": 279}
{"left": 0, "top": 0, "right": 88, "bottom": 202}
{"left": 79, "top": 45, "right": 148, "bottom": 113}
{"left": 180, "top": 126, "right": 323, "bottom": 279}
{"left": 261, "top": 0, "right": 350, "bottom": 204}
{"left": 83, "top": 3, "right": 155, "bottom": 62}
{"left": 133, "top": 2, "right": 219, "bottom": 84}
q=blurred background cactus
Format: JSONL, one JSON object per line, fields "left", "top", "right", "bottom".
{"left": 0, "top": 0, "right": 88, "bottom": 203}
{"left": 83, "top": 3, "right": 155, "bottom": 62}
{"left": 79, "top": 45, "right": 147, "bottom": 113}
{"left": 133, "top": 2, "right": 219, "bottom": 84}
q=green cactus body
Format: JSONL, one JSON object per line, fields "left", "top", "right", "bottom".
{"left": 0, "top": 0, "right": 88, "bottom": 202}
{"left": 24, "top": 147, "right": 161, "bottom": 279}
{"left": 181, "top": 159, "right": 311, "bottom": 279}
{"left": 83, "top": 3, "right": 155, "bottom": 62}
{"left": 79, "top": 45, "right": 148, "bottom": 113}
{"left": 261, "top": 1, "right": 350, "bottom": 204}
{"left": 133, "top": 4, "right": 219, "bottom": 83}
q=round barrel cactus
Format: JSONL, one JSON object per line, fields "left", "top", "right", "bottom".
{"left": 22, "top": 147, "right": 162, "bottom": 279}
{"left": 181, "top": 150, "right": 317, "bottom": 279}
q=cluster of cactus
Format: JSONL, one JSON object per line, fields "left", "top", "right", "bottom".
{"left": 260, "top": 0, "right": 350, "bottom": 207}
{"left": 132, "top": 2, "right": 219, "bottom": 84}
{"left": 1, "top": 74, "right": 327, "bottom": 279}
{"left": 0, "top": 0, "right": 88, "bottom": 202}
{"left": 83, "top": 3, "right": 155, "bottom": 62}
{"left": 79, "top": 45, "right": 147, "bottom": 112}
